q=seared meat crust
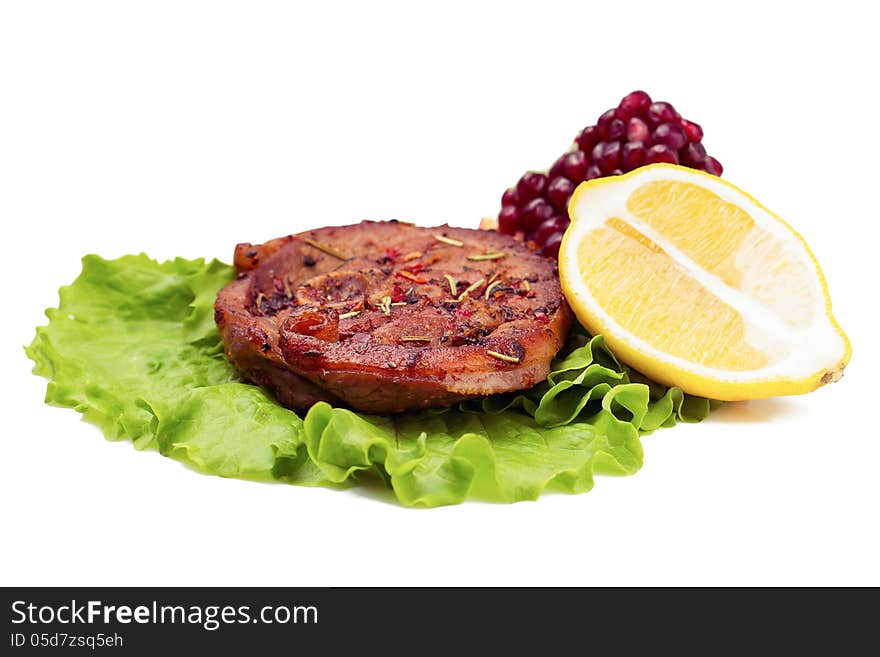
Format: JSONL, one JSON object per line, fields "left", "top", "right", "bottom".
{"left": 215, "top": 221, "right": 572, "bottom": 413}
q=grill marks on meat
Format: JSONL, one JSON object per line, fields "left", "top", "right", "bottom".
{"left": 215, "top": 221, "right": 573, "bottom": 414}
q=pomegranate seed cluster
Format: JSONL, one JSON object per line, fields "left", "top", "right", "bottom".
{"left": 497, "top": 90, "right": 723, "bottom": 257}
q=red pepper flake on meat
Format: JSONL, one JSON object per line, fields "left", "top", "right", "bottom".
{"left": 390, "top": 283, "right": 407, "bottom": 303}
{"left": 397, "top": 270, "right": 427, "bottom": 284}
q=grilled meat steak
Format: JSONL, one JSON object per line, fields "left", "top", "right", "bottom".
{"left": 215, "top": 221, "right": 573, "bottom": 414}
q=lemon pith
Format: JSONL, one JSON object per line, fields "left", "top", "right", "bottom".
{"left": 558, "top": 164, "right": 851, "bottom": 401}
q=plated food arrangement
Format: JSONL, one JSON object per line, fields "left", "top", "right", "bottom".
{"left": 28, "top": 91, "right": 850, "bottom": 506}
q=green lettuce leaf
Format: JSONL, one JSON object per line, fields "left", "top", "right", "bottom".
{"left": 26, "top": 254, "right": 712, "bottom": 507}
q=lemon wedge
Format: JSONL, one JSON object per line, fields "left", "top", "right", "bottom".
{"left": 558, "top": 163, "right": 850, "bottom": 400}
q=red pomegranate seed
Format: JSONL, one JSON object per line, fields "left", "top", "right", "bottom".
{"left": 627, "top": 117, "right": 650, "bottom": 143}
{"left": 576, "top": 125, "right": 601, "bottom": 152}
{"left": 501, "top": 188, "right": 518, "bottom": 207}
{"left": 596, "top": 108, "right": 617, "bottom": 139}
{"left": 647, "top": 101, "right": 680, "bottom": 126}
{"left": 521, "top": 198, "right": 554, "bottom": 232}
{"left": 618, "top": 90, "right": 652, "bottom": 117}
{"left": 652, "top": 122, "right": 688, "bottom": 150}
{"left": 614, "top": 106, "right": 633, "bottom": 121}
{"left": 498, "top": 206, "right": 521, "bottom": 234}
{"left": 622, "top": 142, "right": 647, "bottom": 171}
{"left": 645, "top": 144, "right": 679, "bottom": 165}
{"left": 534, "top": 215, "right": 567, "bottom": 244}
{"left": 682, "top": 142, "right": 707, "bottom": 166}
{"left": 680, "top": 118, "right": 704, "bottom": 142}
{"left": 562, "top": 150, "right": 588, "bottom": 182}
{"left": 547, "top": 176, "right": 575, "bottom": 212}
{"left": 702, "top": 156, "right": 723, "bottom": 176}
{"left": 607, "top": 118, "right": 626, "bottom": 141}
{"left": 585, "top": 164, "right": 603, "bottom": 181}
{"left": 516, "top": 172, "right": 547, "bottom": 203}
{"left": 549, "top": 154, "right": 567, "bottom": 180}
{"left": 542, "top": 231, "right": 564, "bottom": 258}
{"left": 591, "top": 141, "right": 622, "bottom": 174}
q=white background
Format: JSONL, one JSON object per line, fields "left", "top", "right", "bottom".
{"left": 2, "top": 1, "right": 878, "bottom": 586}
